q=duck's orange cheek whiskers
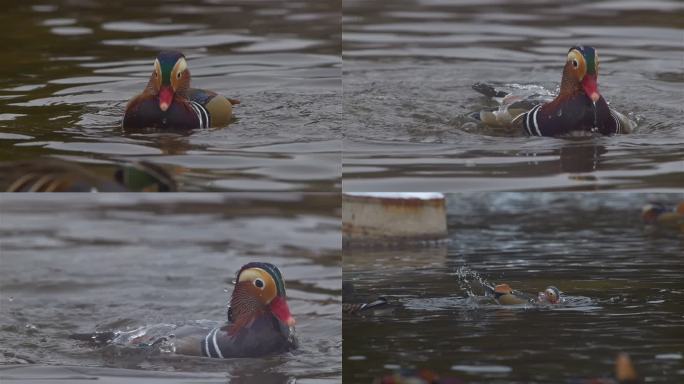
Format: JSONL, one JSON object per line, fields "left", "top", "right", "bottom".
{"left": 582, "top": 75, "right": 600, "bottom": 102}
{"left": 159, "top": 86, "right": 174, "bottom": 111}
{"left": 270, "top": 296, "right": 295, "bottom": 327}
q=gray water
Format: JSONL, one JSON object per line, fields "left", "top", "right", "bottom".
{"left": 344, "top": 193, "right": 684, "bottom": 383}
{"left": 1, "top": 0, "right": 341, "bottom": 191}
{"left": 343, "top": 0, "right": 684, "bottom": 191}
{"left": 0, "top": 194, "right": 341, "bottom": 383}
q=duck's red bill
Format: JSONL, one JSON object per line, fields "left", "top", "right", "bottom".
{"left": 270, "top": 296, "right": 295, "bottom": 327}
{"left": 582, "top": 74, "right": 600, "bottom": 102}
{"left": 159, "top": 86, "right": 174, "bottom": 111}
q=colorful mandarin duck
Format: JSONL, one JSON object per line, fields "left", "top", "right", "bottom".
{"left": 569, "top": 353, "right": 641, "bottom": 384}
{"left": 342, "top": 281, "right": 389, "bottom": 314}
{"left": 343, "top": 297, "right": 388, "bottom": 314}
{"left": 484, "top": 283, "right": 561, "bottom": 305}
{"left": 641, "top": 202, "right": 684, "bottom": 232}
{"left": 122, "top": 51, "right": 239, "bottom": 130}
{"left": 475, "top": 46, "right": 633, "bottom": 136}
{"left": 72, "top": 262, "right": 297, "bottom": 358}
{"left": 0, "top": 159, "right": 176, "bottom": 192}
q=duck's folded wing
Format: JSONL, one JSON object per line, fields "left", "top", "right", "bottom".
{"left": 609, "top": 108, "right": 635, "bottom": 134}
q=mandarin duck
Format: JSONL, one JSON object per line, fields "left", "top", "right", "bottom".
{"left": 342, "top": 281, "right": 389, "bottom": 314}
{"left": 568, "top": 353, "right": 641, "bottom": 384}
{"left": 641, "top": 202, "right": 684, "bottom": 232}
{"left": 122, "top": 51, "right": 239, "bottom": 130}
{"left": 0, "top": 159, "right": 176, "bottom": 192}
{"left": 72, "top": 262, "right": 297, "bottom": 358}
{"left": 475, "top": 46, "right": 634, "bottom": 136}
{"left": 484, "top": 283, "right": 561, "bottom": 305}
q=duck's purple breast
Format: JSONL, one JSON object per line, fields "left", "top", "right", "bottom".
{"left": 523, "top": 95, "right": 619, "bottom": 136}
{"left": 123, "top": 96, "right": 200, "bottom": 130}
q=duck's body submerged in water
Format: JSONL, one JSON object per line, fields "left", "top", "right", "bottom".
{"left": 0, "top": 159, "right": 176, "bottom": 192}
{"left": 122, "top": 51, "right": 239, "bottom": 130}
{"left": 641, "top": 202, "right": 684, "bottom": 232}
{"left": 475, "top": 46, "right": 634, "bottom": 137}
{"left": 484, "top": 283, "right": 562, "bottom": 305}
{"left": 73, "top": 262, "right": 297, "bottom": 358}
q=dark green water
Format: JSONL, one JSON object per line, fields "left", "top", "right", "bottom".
{"left": 344, "top": 193, "right": 684, "bottom": 383}
{"left": 1, "top": 0, "right": 341, "bottom": 191}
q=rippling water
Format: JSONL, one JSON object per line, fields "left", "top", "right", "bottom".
{"left": 0, "top": 194, "right": 341, "bottom": 383}
{"left": 1, "top": 1, "right": 341, "bottom": 191}
{"left": 343, "top": 0, "right": 684, "bottom": 191}
{"left": 344, "top": 193, "right": 684, "bottom": 383}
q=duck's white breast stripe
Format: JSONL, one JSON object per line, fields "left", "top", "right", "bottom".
{"left": 524, "top": 105, "right": 542, "bottom": 136}
{"left": 525, "top": 108, "right": 533, "bottom": 135}
{"left": 211, "top": 327, "right": 224, "bottom": 358}
{"left": 203, "top": 329, "right": 212, "bottom": 357}
{"left": 189, "top": 103, "right": 202, "bottom": 127}
{"left": 190, "top": 101, "right": 210, "bottom": 128}
{"left": 610, "top": 110, "right": 621, "bottom": 134}
{"left": 531, "top": 105, "right": 542, "bottom": 136}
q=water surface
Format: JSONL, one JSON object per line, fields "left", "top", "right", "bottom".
{"left": 0, "top": 193, "right": 341, "bottom": 383}
{"left": 344, "top": 193, "right": 683, "bottom": 383}
{"left": 343, "top": 0, "right": 684, "bottom": 191}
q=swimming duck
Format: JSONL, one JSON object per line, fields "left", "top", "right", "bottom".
{"left": 342, "top": 281, "right": 389, "bottom": 314}
{"left": 343, "top": 298, "right": 388, "bottom": 315}
{"left": 0, "top": 159, "right": 176, "bottom": 192}
{"left": 569, "top": 353, "right": 641, "bottom": 384}
{"left": 484, "top": 283, "right": 561, "bottom": 305}
{"left": 72, "top": 262, "right": 297, "bottom": 358}
{"left": 641, "top": 202, "right": 684, "bottom": 231}
{"left": 475, "top": 46, "right": 634, "bottom": 136}
{"left": 122, "top": 51, "right": 239, "bottom": 130}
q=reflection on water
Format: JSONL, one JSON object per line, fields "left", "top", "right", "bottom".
{"left": 343, "top": 193, "right": 683, "bottom": 384}
{"left": 343, "top": 0, "right": 684, "bottom": 191}
{"left": 0, "top": 194, "right": 341, "bottom": 383}
{"left": 1, "top": 1, "right": 341, "bottom": 191}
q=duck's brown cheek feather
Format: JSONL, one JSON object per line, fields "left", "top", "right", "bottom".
{"left": 582, "top": 74, "right": 600, "bottom": 102}
{"left": 270, "top": 296, "right": 295, "bottom": 327}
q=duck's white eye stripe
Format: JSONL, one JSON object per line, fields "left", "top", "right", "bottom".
{"left": 175, "top": 57, "right": 187, "bottom": 73}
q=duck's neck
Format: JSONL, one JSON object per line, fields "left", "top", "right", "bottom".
{"left": 558, "top": 63, "right": 583, "bottom": 100}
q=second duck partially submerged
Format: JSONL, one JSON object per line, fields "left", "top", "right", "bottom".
{"left": 485, "top": 283, "right": 562, "bottom": 305}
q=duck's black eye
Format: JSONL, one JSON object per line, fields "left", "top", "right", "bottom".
{"left": 254, "top": 278, "right": 265, "bottom": 289}
{"left": 177, "top": 71, "right": 182, "bottom": 79}
{"left": 572, "top": 59, "right": 579, "bottom": 68}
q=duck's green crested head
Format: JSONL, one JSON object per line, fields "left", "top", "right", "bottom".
{"left": 566, "top": 45, "right": 600, "bottom": 102}
{"left": 155, "top": 51, "right": 186, "bottom": 86}
{"left": 237, "top": 262, "right": 287, "bottom": 297}
{"left": 229, "top": 262, "right": 295, "bottom": 333}
{"left": 569, "top": 45, "right": 598, "bottom": 76}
